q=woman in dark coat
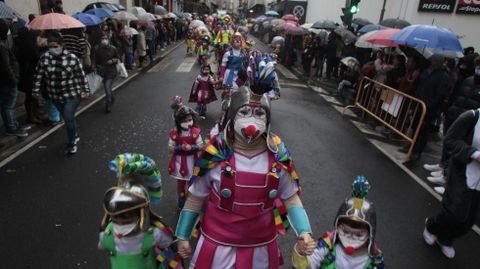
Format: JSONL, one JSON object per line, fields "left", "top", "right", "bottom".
{"left": 94, "top": 31, "right": 119, "bottom": 113}
{"left": 424, "top": 109, "right": 480, "bottom": 259}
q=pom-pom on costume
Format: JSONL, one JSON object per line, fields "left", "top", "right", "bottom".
{"left": 248, "top": 52, "right": 281, "bottom": 100}
{"left": 175, "top": 86, "right": 313, "bottom": 268}
{"left": 292, "top": 176, "right": 384, "bottom": 269}
{"left": 168, "top": 105, "right": 204, "bottom": 209}
{"left": 99, "top": 153, "right": 181, "bottom": 269}
{"left": 189, "top": 64, "right": 217, "bottom": 118}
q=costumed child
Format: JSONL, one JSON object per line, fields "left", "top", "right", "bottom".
{"left": 175, "top": 85, "right": 315, "bottom": 268}
{"left": 189, "top": 64, "right": 217, "bottom": 119}
{"left": 168, "top": 104, "right": 204, "bottom": 209}
{"left": 220, "top": 32, "right": 248, "bottom": 103}
{"left": 292, "top": 176, "right": 384, "bottom": 269}
{"left": 196, "top": 34, "right": 212, "bottom": 65}
{"left": 186, "top": 28, "right": 195, "bottom": 56}
{"left": 99, "top": 153, "right": 182, "bottom": 269}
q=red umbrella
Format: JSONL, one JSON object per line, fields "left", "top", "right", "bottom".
{"left": 366, "top": 28, "right": 400, "bottom": 47}
{"left": 282, "top": 14, "right": 298, "bottom": 22}
{"left": 29, "top": 13, "right": 85, "bottom": 30}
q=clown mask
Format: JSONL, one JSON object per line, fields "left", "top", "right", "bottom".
{"left": 234, "top": 105, "right": 267, "bottom": 143}
{"left": 180, "top": 115, "right": 194, "bottom": 130}
{"left": 337, "top": 223, "right": 369, "bottom": 255}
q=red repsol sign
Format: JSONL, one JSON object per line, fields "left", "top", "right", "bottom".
{"left": 418, "top": 0, "right": 456, "bottom": 13}
{"left": 456, "top": 0, "right": 480, "bottom": 14}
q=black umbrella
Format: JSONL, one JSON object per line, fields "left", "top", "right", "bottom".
{"left": 380, "top": 18, "right": 410, "bottom": 29}
{"left": 312, "top": 20, "right": 337, "bottom": 30}
{"left": 334, "top": 28, "right": 357, "bottom": 45}
{"left": 352, "top": 18, "right": 372, "bottom": 28}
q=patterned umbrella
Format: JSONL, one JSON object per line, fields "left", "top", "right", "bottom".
{"left": 29, "top": 13, "right": 85, "bottom": 30}
{"left": 0, "top": 2, "right": 21, "bottom": 19}
{"left": 366, "top": 28, "right": 400, "bottom": 47}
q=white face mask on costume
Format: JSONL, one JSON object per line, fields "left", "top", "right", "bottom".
{"left": 337, "top": 225, "right": 368, "bottom": 254}
{"left": 234, "top": 117, "right": 266, "bottom": 143}
{"left": 181, "top": 120, "right": 194, "bottom": 130}
{"left": 112, "top": 221, "right": 138, "bottom": 238}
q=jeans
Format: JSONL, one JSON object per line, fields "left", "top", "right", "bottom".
{"left": 125, "top": 53, "right": 133, "bottom": 69}
{"left": 53, "top": 97, "right": 80, "bottom": 145}
{"left": 103, "top": 78, "right": 114, "bottom": 106}
{"left": 0, "top": 84, "right": 20, "bottom": 131}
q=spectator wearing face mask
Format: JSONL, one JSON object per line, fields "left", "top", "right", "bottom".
{"left": 32, "top": 32, "right": 90, "bottom": 154}
{"left": 93, "top": 31, "right": 119, "bottom": 113}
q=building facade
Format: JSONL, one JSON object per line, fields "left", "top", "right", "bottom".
{"left": 305, "top": 0, "right": 479, "bottom": 50}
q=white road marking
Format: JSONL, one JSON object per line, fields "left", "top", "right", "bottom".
{"left": 312, "top": 85, "right": 480, "bottom": 236}
{"left": 148, "top": 57, "right": 173, "bottom": 73}
{"left": 276, "top": 64, "right": 298, "bottom": 80}
{"left": 176, "top": 57, "right": 196, "bottom": 72}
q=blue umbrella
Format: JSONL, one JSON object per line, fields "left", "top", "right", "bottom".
{"left": 72, "top": 13, "right": 102, "bottom": 26}
{"left": 358, "top": 24, "right": 386, "bottom": 34}
{"left": 390, "top": 24, "right": 463, "bottom": 52}
{"left": 265, "top": 10, "right": 280, "bottom": 17}
{"left": 85, "top": 8, "right": 115, "bottom": 19}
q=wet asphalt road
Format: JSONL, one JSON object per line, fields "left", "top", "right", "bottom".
{"left": 1, "top": 43, "right": 480, "bottom": 269}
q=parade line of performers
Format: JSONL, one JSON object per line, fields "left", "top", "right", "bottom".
{"left": 97, "top": 15, "right": 384, "bottom": 269}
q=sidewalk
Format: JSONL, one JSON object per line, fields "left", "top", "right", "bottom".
{"left": 0, "top": 41, "right": 184, "bottom": 164}
{"left": 251, "top": 34, "right": 443, "bottom": 190}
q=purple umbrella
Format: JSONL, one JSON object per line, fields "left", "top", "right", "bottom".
{"left": 256, "top": 15, "right": 268, "bottom": 23}
{"left": 286, "top": 26, "right": 307, "bottom": 36}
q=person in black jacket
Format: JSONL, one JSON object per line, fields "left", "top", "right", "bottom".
{"left": 409, "top": 55, "right": 450, "bottom": 163}
{"left": 424, "top": 109, "right": 480, "bottom": 259}
{"left": 94, "top": 31, "right": 119, "bottom": 113}
{"left": 0, "top": 19, "right": 29, "bottom": 137}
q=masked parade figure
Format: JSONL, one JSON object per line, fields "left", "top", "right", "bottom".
{"left": 197, "top": 34, "right": 212, "bottom": 65}
{"left": 220, "top": 32, "right": 248, "bottom": 103}
{"left": 189, "top": 64, "right": 217, "bottom": 119}
{"left": 99, "top": 153, "right": 181, "bottom": 269}
{"left": 248, "top": 51, "right": 281, "bottom": 100}
{"left": 175, "top": 85, "right": 314, "bottom": 268}
{"left": 168, "top": 104, "right": 204, "bottom": 209}
{"left": 186, "top": 28, "right": 195, "bottom": 56}
{"left": 292, "top": 176, "right": 384, "bottom": 269}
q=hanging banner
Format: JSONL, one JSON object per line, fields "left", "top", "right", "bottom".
{"left": 418, "top": 0, "right": 457, "bottom": 13}
{"left": 456, "top": 0, "right": 480, "bottom": 14}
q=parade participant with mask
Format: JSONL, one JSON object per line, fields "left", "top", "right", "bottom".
{"left": 196, "top": 34, "right": 211, "bottom": 65}
{"left": 99, "top": 153, "right": 180, "bottom": 269}
{"left": 175, "top": 85, "right": 314, "bottom": 268}
{"left": 220, "top": 32, "right": 247, "bottom": 103}
{"left": 94, "top": 31, "right": 119, "bottom": 113}
{"left": 189, "top": 64, "right": 217, "bottom": 119}
{"left": 292, "top": 176, "right": 384, "bottom": 269}
{"left": 248, "top": 52, "right": 281, "bottom": 100}
{"left": 168, "top": 104, "right": 204, "bottom": 209}
{"left": 32, "top": 32, "right": 89, "bottom": 155}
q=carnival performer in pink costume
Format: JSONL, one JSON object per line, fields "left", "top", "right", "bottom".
{"left": 175, "top": 85, "right": 315, "bottom": 268}
{"left": 168, "top": 103, "right": 204, "bottom": 209}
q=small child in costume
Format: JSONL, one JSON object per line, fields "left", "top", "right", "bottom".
{"left": 188, "top": 64, "right": 217, "bottom": 119}
{"left": 168, "top": 104, "right": 204, "bottom": 209}
{"left": 292, "top": 176, "right": 384, "bottom": 269}
{"left": 186, "top": 28, "right": 195, "bottom": 56}
{"left": 99, "top": 153, "right": 182, "bottom": 269}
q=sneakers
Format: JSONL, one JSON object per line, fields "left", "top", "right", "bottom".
{"left": 66, "top": 144, "right": 77, "bottom": 155}
{"left": 430, "top": 170, "right": 444, "bottom": 177}
{"left": 20, "top": 125, "right": 32, "bottom": 132}
{"left": 424, "top": 163, "right": 442, "bottom": 172}
{"left": 423, "top": 220, "right": 436, "bottom": 246}
{"left": 74, "top": 136, "right": 80, "bottom": 145}
{"left": 438, "top": 242, "right": 455, "bottom": 259}
{"left": 427, "top": 176, "right": 446, "bottom": 185}
{"left": 434, "top": 186, "right": 445, "bottom": 195}
{"left": 5, "top": 129, "right": 28, "bottom": 137}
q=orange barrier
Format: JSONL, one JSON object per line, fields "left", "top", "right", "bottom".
{"left": 343, "top": 77, "right": 427, "bottom": 161}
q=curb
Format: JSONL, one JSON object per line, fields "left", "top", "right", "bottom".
{"left": 0, "top": 41, "right": 184, "bottom": 168}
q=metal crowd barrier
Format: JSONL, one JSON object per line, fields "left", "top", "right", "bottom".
{"left": 343, "top": 77, "right": 427, "bottom": 161}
